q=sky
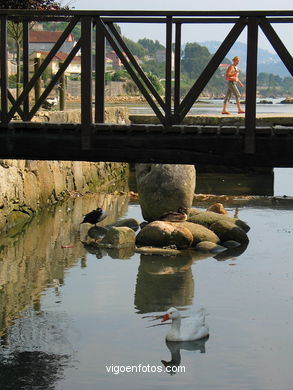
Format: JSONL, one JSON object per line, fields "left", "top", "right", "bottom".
{"left": 71, "top": 0, "right": 293, "bottom": 56}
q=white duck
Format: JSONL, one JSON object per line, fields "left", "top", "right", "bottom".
{"left": 161, "top": 307, "right": 209, "bottom": 342}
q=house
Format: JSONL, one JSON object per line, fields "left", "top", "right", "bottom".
{"left": 29, "top": 31, "right": 77, "bottom": 54}
{"left": 29, "top": 51, "right": 81, "bottom": 75}
{"left": 106, "top": 51, "right": 123, "bottom": 70}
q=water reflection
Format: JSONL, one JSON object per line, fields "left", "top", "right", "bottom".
{"left": 196, "top": 171, "right": 274, "bottom": 196}
{"left": 0, "top": 351, "right": 70, "bottom": 389}
{"left": 134, "top": 253, "right": 194, "bottom": 313}
{"left": 134, "top": 247, "right": 228, "bottom": 314}
{"left": 161, "top": 337, "right": 209, "bottom": 373}
{"left": 214, "top": 242, "right": 248, "bottom": 261}
{"left": 0, "top": 192, "right": 129, "bottom": 338}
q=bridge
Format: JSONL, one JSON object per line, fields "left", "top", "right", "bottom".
{"left": 0, "top": 9, "right": 292, "bottom": 167}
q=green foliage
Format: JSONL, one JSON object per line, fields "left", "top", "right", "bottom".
{"left": 68, "top": 74, "right": 80, "bottom": 81}
{"left": 8, "top": 74, "right": 18, "bottom": 88}
{"left": 257, "top": 72, "right": 293, "bottom": 96}
{"left": 180, "top": 42, "right": 229, "bottom": 96}
{"left": 105, "top": 72, "right": 112, "bottom": 82}
{"left": 283, "top": 77, "right": 293, "bottom": 91}
{"left": 146, "top": 72, "right": 164, "bottom": 95}
{"left": 111, "top": 70, "right": 130, "bottom": 82}
{"left": 182, "top": 42, "right": 211, "bottom": 78}
{"left": 0, "top": 0, "right": 65, "bottom": 9}
{"left": 141, "top": 60, "right": 165, "bottom": 79}
{"left": 138, "top": 38, "right": 165, "bottom": 55}
{"left": 123, "top": 37, "right": 146, "bottom": 58}
{"left": 258, "top": 72, "right": 282, "bottom": 87}
{"left": 41, "top": 67, "right": 52, "bottom": 86}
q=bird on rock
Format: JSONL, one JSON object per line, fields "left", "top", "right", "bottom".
{"left": 159, "top": 207, "right": 188, "bottom": 222}
{"left": 81, "top": 207, "right": 107, "bottom": 226}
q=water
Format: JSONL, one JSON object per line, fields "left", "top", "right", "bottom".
{"left": 127, "top": 98, "right": 293, "bottom": 115}
{"left": 0, "top": 174, "right": 292, "bottom": 389}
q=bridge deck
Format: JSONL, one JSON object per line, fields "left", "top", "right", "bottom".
{"left": 1, "top": 121, "right": 293, "bottom": 167}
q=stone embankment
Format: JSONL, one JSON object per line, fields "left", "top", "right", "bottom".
{"left": 0, "top": 107, "right": 130, "bottom": 235}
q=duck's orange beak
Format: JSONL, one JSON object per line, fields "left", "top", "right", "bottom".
{"left": 161, "top": 314, "right": 169, "bottom": 322}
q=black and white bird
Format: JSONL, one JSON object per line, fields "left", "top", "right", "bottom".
{"left": 41, "top": 97, "right": 58, "bottom": 110}
{"left": 81, "top": 207, "right": 107, "bottom": 226}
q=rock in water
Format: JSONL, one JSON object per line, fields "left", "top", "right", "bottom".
{"left": 135, "top": 164, "right": 196, "bottom": 222}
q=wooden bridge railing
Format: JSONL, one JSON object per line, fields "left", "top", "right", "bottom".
{"left": 0, "top": 9, "right": 292, "bottom": 153}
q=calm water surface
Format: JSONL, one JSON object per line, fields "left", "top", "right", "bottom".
{"left": 0, "top": 174, "right": 292, "bottom": 389}
{"left": 127, "top": 98, "right": 293, "bottom": 115}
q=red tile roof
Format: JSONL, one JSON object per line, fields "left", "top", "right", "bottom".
{"left": 29, "top": 31, "right": 74, "bottom": 43}
{"left": 30, "top": 51, "right": 80, "bottom": 62}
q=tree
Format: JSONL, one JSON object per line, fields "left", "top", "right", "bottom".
{"left": 141, "top": 60, "right": 165, "bottom": 79}
{"left": 0, "top": 0, "right": 63, "bottom": 9}
{"left": 123, "top": 37, "right": 146, "bottom": 58}
{"left": 182, "top": 42, "right": 211, "bottom": 79}
{"left": 138, "top": 38, "right": 165, "bottom": 56}
{"left": 111, "top": 70, "right": 129, "bottom": 82}
{"left": 0, "top": 0, "right": 66, "bottom": 98}
{"left": 146, "top": 72, "right": 164, "bottom": 95}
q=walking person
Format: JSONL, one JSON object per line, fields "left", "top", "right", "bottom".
{"left": 222, "top": 56, "right": 245, "bottom": 114}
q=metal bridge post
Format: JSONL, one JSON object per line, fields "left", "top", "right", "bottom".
{"left": 165, "top": 16, "right": 173, "bottom": 126}
{"left": 173, "top": 22, "right": 182, "bottom": 120}
{"left": 95, "top": 18, "right": 105, "bottom": 123}
{"left": 81, "top": 16, "right": 93, "bottom": 150}
{"left": 245, "top": 16, "right": 258, "bottom": 154}
{"left": 22, "top": 20, "right": 30, "bottom": 120}
{"left": 0, "top": 16, "right": 8, "bottom": 123}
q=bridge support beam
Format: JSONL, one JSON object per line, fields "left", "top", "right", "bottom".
{"left": 81, "top": 16, "right": 93, "bottom": 150}
{"left": 245, "top": 17, "right": 258, "bottom": 154}
{"left": 0, "top": 16, "right": 8, "bottom": 123}
{"left": 95, "top": 19, "right": 105, "bottom": 123}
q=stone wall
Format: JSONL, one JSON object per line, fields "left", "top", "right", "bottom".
{"left": 0, "top": 107, "right": 130, "bottom": 234}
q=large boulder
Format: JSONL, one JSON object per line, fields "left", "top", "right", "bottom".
{"left": 135, "top": 164, "right": 196, "bottom": 222}
{"left": 207, "top": 202, "right": 228, "bottom": 215}
{"left": 171, "top": 221, "right": 221, "bottom": 246}
{"left": 196, "top": 241, "right": 227, "bottom": 253}
{"left": 109, "top": 218, "right": 140, "bottom": 231}
{"left": 136, "top": 220, "right": 220, "bottom": 249}
{"left": 209, "top": 220, "right": 249, "bottom": 244}
{"left": 136, "top": 221, "right": 193, "bottom": 249}
{"left": 100, "top": 226, "right": 136, "bottom": 247}
{"left": 188, "top": 210, "right": 250, "bottom": 232}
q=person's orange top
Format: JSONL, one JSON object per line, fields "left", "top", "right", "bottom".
{"left": 225, "top": 65, "right": 239, "bottom": 82}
